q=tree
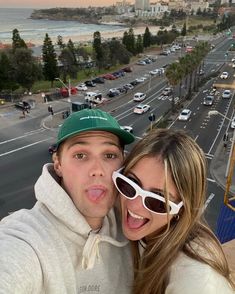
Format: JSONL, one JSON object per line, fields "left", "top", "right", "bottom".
{"left": 93, "top": 31, "right": 104, "bottom": 71}
{"left": 136, "top": 35, "right": 144, "bottom": 54}
{"left": 59, "top": 48, "right": 77, "bottom": 81}
{"left": 143, "top": 27, "right": 151, "bottom": 48}
{"left": 12, "top": 29, "right": 27, "bottom": 51}
{"left": 165, "top": 63, "right": 183, "bottom": 112}
{"left": 11, "top": 48, "right": 42, "bottom": 91}
{"left": 57, "top": 35, "right": 66, "bottom": 49}
{"left": 122, "top": 28, "right": 136, "bottom": 55}
{"left": 0, "top": 52, "right": 18, "bottom": 91}
{"left": 108, "top": 38, "right": 132, "bottom": 65}
{"left": 42, "top": 33, "right": 59, "bottom": 86}
{"left": 181, "top": 22, "right": 187, "bottom": 36}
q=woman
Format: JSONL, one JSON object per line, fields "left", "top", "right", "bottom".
{"left": 112, "top": 128, "right": 235, "bottom": 294}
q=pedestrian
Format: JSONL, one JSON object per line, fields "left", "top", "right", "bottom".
{"left": 22, "top": 109, "right": 26, "bottom": 118}
{"left": 0, "top": 109, "right": 135, "bottom": 293}
{"left": 48, "top": 105, "right": 53, "bottom": 115}
{"left": 113, "top": 128, "right": 235, "bottom": 294}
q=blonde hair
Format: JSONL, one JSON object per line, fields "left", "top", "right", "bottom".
{"left": 122, "top": 128, "right": 234, "bottom": 294}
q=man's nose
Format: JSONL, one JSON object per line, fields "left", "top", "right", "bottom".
{"left": 89, "top": 159, "right": 105, "bottom": 177}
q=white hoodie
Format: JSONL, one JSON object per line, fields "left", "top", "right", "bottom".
{"left": 0, "top": 164, "right": 133, "bottom": 294}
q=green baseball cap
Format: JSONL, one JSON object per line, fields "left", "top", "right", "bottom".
{"left": 57, "top": 109, "right": 135, "bottom": 146}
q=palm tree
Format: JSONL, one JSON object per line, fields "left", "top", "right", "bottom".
{"left": 165, "top": 62, "right": 183, "bottom": 112}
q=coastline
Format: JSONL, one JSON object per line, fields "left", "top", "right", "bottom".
{"left": 27, "top": 25, "right": 161, "bottom": 46}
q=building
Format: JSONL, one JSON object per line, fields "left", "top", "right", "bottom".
{"left": 135, "top": 0, "right": 150, "bottom": 10}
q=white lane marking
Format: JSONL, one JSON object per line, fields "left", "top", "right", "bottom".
{"left": 0, "top": 128, "right": 45, "bottom": 145}
{"left": 204, "top": 193, "right": 215, "bottom": 209}
{"left": 0, "top": 138, "right": 52, "bottom": 157}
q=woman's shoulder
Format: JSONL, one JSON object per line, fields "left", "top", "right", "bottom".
{"left": 166, "top": 252, "right": 234, "bottom": 294}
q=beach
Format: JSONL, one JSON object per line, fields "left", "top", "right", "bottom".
{"left": 31, "top": 25, "right": 162, "bottom": 46}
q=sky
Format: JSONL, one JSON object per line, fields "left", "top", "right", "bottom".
{"left": 0, "top": 0, "right": 133, "bottom": 8}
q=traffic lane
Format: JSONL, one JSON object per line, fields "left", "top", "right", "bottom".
{"left": 0, "top": 127, "right": 53, "bottom": 156}
{"left": 0, "top": 142, "right": 51, "bottom": 218}
{"left": 204, "top": 179, "right": 225, "bottom": 232}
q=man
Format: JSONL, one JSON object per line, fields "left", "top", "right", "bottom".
{"left": 0, "top": 109, "right": 135, "bottom": 293}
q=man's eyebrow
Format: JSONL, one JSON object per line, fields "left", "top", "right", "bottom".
{"left": 67, "top": 141, "right": 121, "bottom": 149}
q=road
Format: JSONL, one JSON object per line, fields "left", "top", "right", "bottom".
{"left": 0, "top": 34, "right": 234, "bottom": 232}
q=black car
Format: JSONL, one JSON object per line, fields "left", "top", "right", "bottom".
{"left": 84, "top": 80, "right": 96, "bottom": 87}
{"left": 92, "top": 77, "right": 105, "bottom": 84}
{"left": 15, "top": 101, "right": 31, "bottom": 110}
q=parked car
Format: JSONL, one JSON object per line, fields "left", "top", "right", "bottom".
{"left": 178, "top": 109, "right": 192, "bottom": 121}
{"left": 220, "top": 72, "right": 229, "bottom": 79}
{"left": 102, "top": 73, "right": 116, "bottom": 80}
{"left": 122, "top": 66, "right": 132, "bottom": 72}
{"left": 75, "top": 83, "right": 88, "bottom": 91}
{"left": 203, "top": 95, "right": 214, "bottom": 106}
{"left": 133, "top": 104, "right": 150, "bottom": 114}
{"left": 121, "top": 126, "right": 133, "bottom": 133}
{"left": 136, "top": 60, "right": 146, "bottom": 65}
{"left": 107, "top": 88, "right": 120, "bottom": 97}
{"left": 135, "top": 77, "right": 146, "bottom": 83}
{"left": 15, "top": 101, "right": 31, "bottom": 110}
{"left": 149, "top": 69, "right": 159, "bottom": 75}
{"left": 133, "top": 92, "right": 146, "bottom": 102}
{"left": 231, "top": 116, "right": 235, "bottom": 129}
{"left": 123, "top": 83, "right": 134, "bottom": 90}
{"left": 222, "top": 89, "right": 231, "bottom": 99}
{"left": 92, "top": 77, "right": 105, "bottom": 84}
{"left": 162, "top": 87, "right": 173, "bottom": 96}
{"left": 85, "top": 80, "right": 96, "bottom": 87}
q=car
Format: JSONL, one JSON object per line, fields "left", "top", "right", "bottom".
{"left": 48, "top": 143, "right": 57, "bottom": 154}
{"left": 203, "top": 95, "right": 214, "bottom": 106}
{"left": 133, "top": 92, "right": 146, "bottom": 102}
{"left": 136, "top": 60, "right": 146, "bottom": 65}
{"left": 102, "top": 73, "right": 116, "bottom": 80}
{"left": 220, "top": 72, "right": 229, "bottom": 79}
{"left": 135, "top": 77, "right": 146, "bottom": 83}
{"left": 133, "top": 104, "right": 150, "bottom": 114}
{"left": 122, "top": 66, "right": 133, "bottom": 72}
{"left": 162, "top": 87, "right": 173, "bottom": 96}
{"left": 107, "top": 88, "right": 120, "bottom": 97}
{"left": 15, "top": 101, "right": 31, "bottom": 110}
{"left": 123, "top": 83, "right": 134, "bottom": 90}
{"left": 178, "top": 109, "right": 192, "bottom": 121}
{"left": 231, "top": 116, "right": 235, "bottom": 128}
{"left": 84, "top": 80, "right": 96, "bottom": 87}
{"left": 92, "top": 77, "right": 105, "bottom": 84}
{"left": 222, "top": 89, "right": 231, "bottom": 99}
{"left": 121, "top": 126, "right": 133, "bottom": 133}
{"left": 232, "top": 63, "right": 235, "bottom": 68}
{"left": 130, "top": 80, "right": 138, "bottom": 86}
{"left": 75, "top": 83, "right": 88, "bottom": 91}
{"left": 149, "top": 69, "right": 159, "bottom": 75}
{"left": 199, "top": 69, "right": 205, "bottom": 75}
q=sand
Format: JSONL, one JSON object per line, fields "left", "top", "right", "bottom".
{"left": 31, "top": 25, "right": 162, "bottom": 46}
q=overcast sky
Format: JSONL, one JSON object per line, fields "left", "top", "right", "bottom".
{"left": 0, "top": 0, "right": 133, "bottom": 8}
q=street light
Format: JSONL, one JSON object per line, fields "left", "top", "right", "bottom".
{"left": 208, "top": 110, "right": 235, "bottom": 211}
{"left": 55, "top": 77, "right": 71, "bottom": 98}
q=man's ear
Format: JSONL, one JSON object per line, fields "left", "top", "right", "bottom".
{"left": 53, "top": 154, "right": 62, "bottom": 177}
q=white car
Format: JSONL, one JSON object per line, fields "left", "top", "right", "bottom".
{"left": 162, "top": 87, "right": 173, "bottom": 96}
{"left": 133, "top": 104, "right": 150, "bottom": 114}
{"left": 121, "top": 126, "right": 133, "bottom": 133}
{"left": 135, "top": 77, "right": 146, "bottom": 83}
{"left": 133, "top": 92, "right": 146, "bottom": 102}
{"left": 75, "top": 83, "right": 88, "bottom": 91}
{"left": 149, "top": 69, "right": 159, "bottom": 75}
{"left": 231, "top": 116, "right": 235, "bottom": 129}
{"left": 178, "top": 109, "right": 192, "bottom": 121}
{"left": 222, "top": 89, "right": 231, "bottom": 99}
{"left": 220, "top": 72, "right": 229, "bottom": 79}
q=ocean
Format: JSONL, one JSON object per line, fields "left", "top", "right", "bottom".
{"left": 0, "top": 8, "right": 127, "bottom": 45}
